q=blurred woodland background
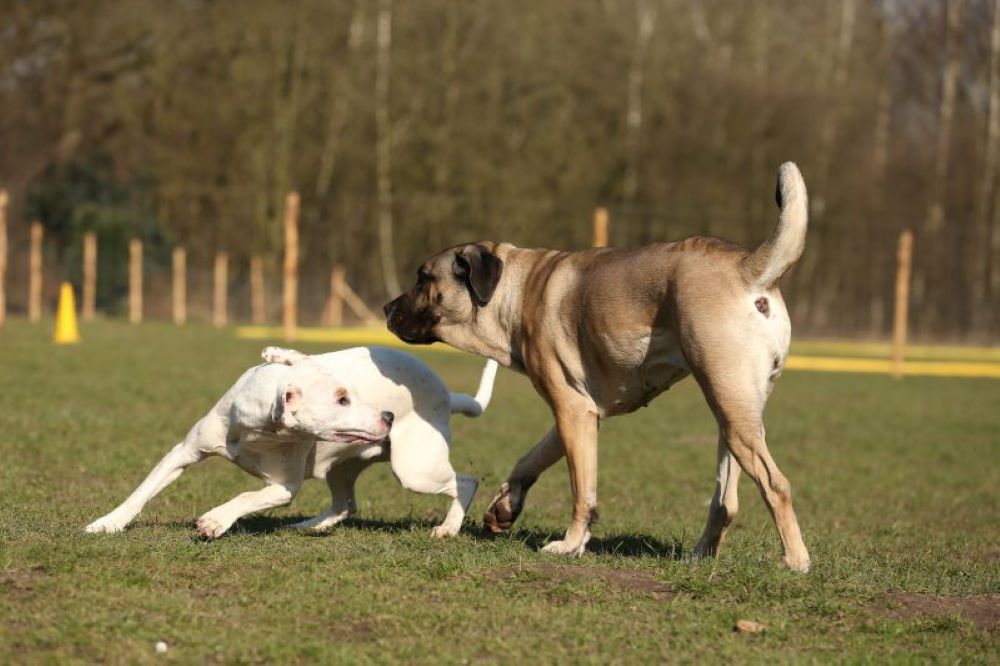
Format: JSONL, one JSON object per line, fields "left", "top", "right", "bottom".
{"left": 0, "top": 0, "right": 997, "bottom": 341}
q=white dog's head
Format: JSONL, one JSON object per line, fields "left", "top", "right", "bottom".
{"left": 273, "top": 364, "right": 392, "bottom": 443}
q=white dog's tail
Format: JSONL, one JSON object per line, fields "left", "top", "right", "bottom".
{"left": 450, "top": 359, "right": 499, "bottom": 417}
{"left": 741, "top": 162, "right": 808, "bottom": 289}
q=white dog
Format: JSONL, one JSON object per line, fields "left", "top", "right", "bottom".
{"left": 85, "top": 346, "right": 497, "bottom": 539}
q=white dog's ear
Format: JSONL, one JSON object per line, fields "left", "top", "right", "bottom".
{"left": 272, "top": 385, "right": 302, "bottom": 424}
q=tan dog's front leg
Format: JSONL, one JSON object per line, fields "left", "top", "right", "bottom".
{"left": 541, "top": 399, "right": 599, "bottom": 557}
{"left": 484, "top": 427, "right": 564, "bottom": 533}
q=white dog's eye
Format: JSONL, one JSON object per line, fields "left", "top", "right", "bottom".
{"left": 338, "top": 396, "right": 350, "bottom": 407}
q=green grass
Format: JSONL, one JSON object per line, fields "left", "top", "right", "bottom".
{"left": 1, "top": 320, "right": 997, "bottom": 663}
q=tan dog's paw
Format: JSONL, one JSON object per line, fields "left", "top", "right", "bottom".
{"left": 691, "top": 537, "right": 720, "bottom": 560}
{"left": 540, "top": 539, "right": 587, "bottom": 557}
{"left": 194, "top": 515, "right": 229, "bottom": 539}
{"left": 541, "top": 530, "right": 590, "bottom": 557}
{"left": 783, "top": 552, "right": 811, "bottom": 574}
{"left": 430, "top": 524, "right": 459, "bottom": 539}
{"left": 483, "top": 482, "right": 521, "bottom": 534}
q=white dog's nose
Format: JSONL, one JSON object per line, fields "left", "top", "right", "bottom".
{"left": 381, "top": 411, "right": 394, "bottom": 427}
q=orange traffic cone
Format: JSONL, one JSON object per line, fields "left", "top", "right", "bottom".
{"left": 54, "top": 282, "right": 80, "bottom": 345}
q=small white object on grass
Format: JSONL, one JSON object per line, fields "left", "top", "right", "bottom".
{"left": 155, "top": 641, "right": 168, "bottom": 653}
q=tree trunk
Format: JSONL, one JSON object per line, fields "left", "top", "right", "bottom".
{"left": 804, "top": 0, "right": 857, "bottom": 333}
{"left": 869, "top": 0, "right": 895, "bottom": 336}
{"left": 623, "top": 0, "right": 658, "bottom": 206}
{"left": 916, "top": 0, "right": 963, "bottom": 334}
{"left": 973, "top": 0, "right": 1000, "bottom": 334}
{"left": 375, "top": 0, "right": 400, "bottom": 297}
{"left": 273, "top": 7, "right": 306, "bottom": 253}
{"left": 315, "top": 0, "right": 365, "bottom": 198}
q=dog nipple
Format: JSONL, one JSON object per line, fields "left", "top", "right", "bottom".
{"left": 755, "top": 297, "right": 770, "bottom": 317}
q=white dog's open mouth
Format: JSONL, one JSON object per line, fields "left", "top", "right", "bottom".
{"left": 327, "top": 430, "right": 387, "bottom": 444}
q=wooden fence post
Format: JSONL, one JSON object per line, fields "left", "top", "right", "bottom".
{"left": 325, "top": 265, "right": 345, "bottom": 327}
{"left": 172, "top": 247, "right": 186, "bottom": 326}
{"left": 129, "top": 238, "right": 142, "bottom": 324}
{"left": 250, "top": 255, "right": 265, "bottom": 325}
{"left": 82, "top": 231, "right": 97, "bottom": 321}
{"left": 593, "top": 207, "right": 609, "bottom": 248}
{"left": 891, "top": 229, "right": 913, "bottom": 379}
{"left": 213, "top": 251, "right": 228, "bottom": 328}
{"left": 0, "top": 189, "right": 7, "bottom": 326}
{"left": 282, "top": 192, "right": 300, "bottom": 341}
{"left": 29, "top": 222, "right": 43, "bottom": 322}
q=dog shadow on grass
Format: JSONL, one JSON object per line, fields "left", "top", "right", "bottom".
{"left": 494, "top": 528, "right": 686, "bottom": 560}
{"left": 167, "top": 515, "right": 686, "bottom": 559}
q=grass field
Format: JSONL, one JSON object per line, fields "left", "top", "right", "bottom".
{"left": 2, "top": 321, "right": 997, "bottom": 663}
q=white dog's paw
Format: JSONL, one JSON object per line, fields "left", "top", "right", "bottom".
{"left": 261, "top": 346, "right": 303, "bottom": 365}
{"left": 430, "top": 524, "right": 460, "bottom": 539}
{"left": 541, "top": 532, "right": 590, "bottom": 557}
{"left": 194, "top": 514, "right": 230, "bottom": 539}
{"left": 84, "top": 515, "right": 128, "bottom": 534}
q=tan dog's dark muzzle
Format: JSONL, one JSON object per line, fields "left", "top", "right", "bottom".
{"left": 384, "top": 293, "right": 439, "bottom": 345}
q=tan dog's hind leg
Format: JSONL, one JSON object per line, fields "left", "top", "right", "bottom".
{"left": 483, "top": 427, "right": 564, "bottom": 533}
{"left": 723, "top": 419, "right": 809, "bottom": 572}
{"left": 694, "top": 367, "right": 810, "bottom": 572}
{"left": 692, "top": 437, "right": 742, "bottom": 558}
{"left": 541, "top": 396, "right": 599, "bottom": 557}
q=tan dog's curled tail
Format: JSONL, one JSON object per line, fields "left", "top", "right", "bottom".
{"left": 741, "top": 162, "right": 808, "bottom": 289}
{"left": 450, "top": 359, "right": 499, "bottom": 417}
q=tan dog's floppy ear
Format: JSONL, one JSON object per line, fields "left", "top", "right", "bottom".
{"left": 455, "top": 245, "right": 503, "bottom": 306}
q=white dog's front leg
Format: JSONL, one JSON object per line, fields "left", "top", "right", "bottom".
{"left": 85, "top": 442, "right": 206, "bottom": 533}
{"left": 288, "top": 452, "right": 386, "bottom": 532}
{"left": 195, "top": 483, "right": 298, "bottom": 539}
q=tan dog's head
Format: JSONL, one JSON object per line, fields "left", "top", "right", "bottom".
{"left": 384, "top": 242, "right": 503, "bottom": 346}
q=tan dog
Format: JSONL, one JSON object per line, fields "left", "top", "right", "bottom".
{"left": 384, "top": 163, "right": 811, "bottom": 572}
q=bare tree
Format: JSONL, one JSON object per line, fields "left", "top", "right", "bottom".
{"left": 623, "top": 0, "right": 658, "bottom": 205}
{"left": 974, "top": 0, "right": 1000, "bottom": 332}
{"left": 375, "top": 0, "right": 400, "bottom": 297}
{"left": 916, "top": 0, "right": 964, "bottom": 331}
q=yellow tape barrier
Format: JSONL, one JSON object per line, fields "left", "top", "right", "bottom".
{"left": 236, "top": 326, "right": 1000, "bottom": 379}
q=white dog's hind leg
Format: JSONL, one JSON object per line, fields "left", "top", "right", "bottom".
{"left": 85, "top": 441, "right": 207, "bottom": 533}
{"left": 288, "top": 454, "right": 386, "bottom": 531}
{"left": 388, "top": 420, "right": 470, "bottom": 538}
{"left": 435, "top": 474, "right": 479, "bottom": 539}
{"left": 456, "top": 474, "right": 479, "bottom": 514}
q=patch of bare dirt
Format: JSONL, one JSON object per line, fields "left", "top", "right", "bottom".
{"left": 327, "top": 619, "right": 379, "bottom": 643}
{"left": 873, "top": 593, "right": 1000, "bottom": 631}
{"left": 0, "top": 565, "right": 46, "bottom": 597}
{"left": 475, "top": 564, "right": 675, "bottom": 601}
